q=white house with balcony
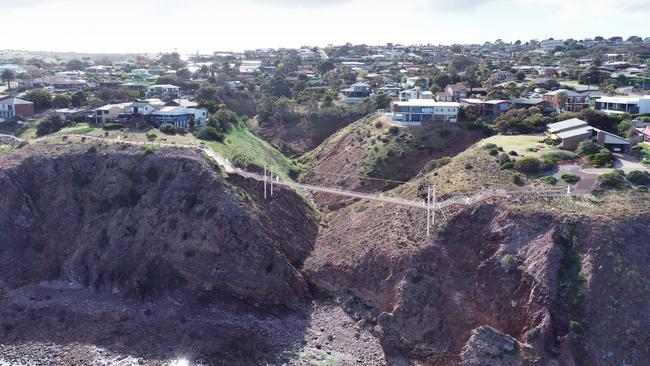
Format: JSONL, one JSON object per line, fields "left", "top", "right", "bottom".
{"left": 391, "top": 100, "right": 460, "bottom": 126}
{"left": 399, "top": 87, "right": 433, "bottom": 102}
{"left": 595, "top": 95, "right": 650, "bottom": 115}
{"left": 151, "top": 106, "right": 208, "bottom": 129}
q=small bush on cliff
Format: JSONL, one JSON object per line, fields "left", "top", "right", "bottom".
{"left": 561, "top": 174, "right": 581, "bottom": 184}
{"left": 597, "top": 172, "right": 627, "bottom": 190}
{"left": 544, "top": 176, "right": 558, "bottom": 185}
{"left": 626, "top": 170, "right": 650, "bottom": 185}
{"left": 514, "top": 156, "right": 542, "bottom": 173}
{"left": 500, "top": 254, "right": 516, "bottom": 273}
{"left": 140, "top": 145, "right": 155, "bottom": 155}
{"left": 195, "top": 126, "right": 224, "bottom": 142}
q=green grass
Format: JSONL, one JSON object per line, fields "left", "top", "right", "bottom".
{"left": 0, "top": 144, "right": 15, "bottom": 156}
{"left": 482, "top": 134, "right": 559, "bottom": 158}
{"left": 205, "top": 124, "right": 300, "bottom": 181}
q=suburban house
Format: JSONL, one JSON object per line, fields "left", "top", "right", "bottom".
{"left": 543, "top": 89, "right": 589, "bottom": 112}
{"left": 239, "top": 60, "right": 262, "bottom": 74}
{"left": 435, "top": 90, "right": 454, "bottom": 102}
{"left": 55, "top": 108, "right": 86, "bottom": 122}
{"left": 147, "top": 84, "right": 181, "bottom": 98}
{"left": 510, "top": 97, "right": 550, "bottom": 111}
{"left": 594, "top": 95, "right": 650, "bottom": 115}
{"left": 399, "top": 87, "right": 433, "bottom": 101}
{"left": 116, "top": 100, "right": 160, "bottom": 122}
{"left": 444, "top": 83, "right": 469, "bottom": 102}
{"left": 93, "top": 104, "right": 128, "bottom": 124}
{"left": 391, "top": 100, "right": 460, "bottom": 126}
{"left": 376, "top": 85, "right": 400, "bottom": 97}
{"left": 460, "top": 99, "right": 511, "bottom": 118}
{"left": 0, "top": 97, "right": 36, "bottom": 120}
{"left": 165, "top": 98, "right": 198, "bottom": 108}
{"left": 547, "top": 118, "right": 631, "bottom": 152}
{"left": 340, "top": 82, "right": 373, "bottom": 104}
{"left": 150, "top": 107, "right": 208, "bottom": 129}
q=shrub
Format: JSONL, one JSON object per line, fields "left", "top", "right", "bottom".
{"left": 36, "top": 114, "right": 66, "bottom": 136}
{"left": 140, "top": 145, "right": 156, "bottom": 155}
{"left": 159, "top": 123, "right": 177, "bottom": 135}
{"left": 388, "top": 126, "right": 400, "bottom": 135}
{"left": 195, "top": 126, "right": 225, "bottom": 142}
{"left": 483, "top": 143, "right": 498, "bottom": 150}
{"left": 597, "top": 172, "right": 627, "bottom": 190}
{"left": 626, "top": 170, "right": 650, "bottom": 185}
{"left": 544, "top": 176, "right": 559, "bottom": 185}
{"left": 575, "top": 140, "right": 601, "bottom": 156}
{"left": 497, "top": 152, "right": 510, "bottom": 164}
{"left": 569, "top": 320, "right": 585, "bottom": 334}
{"left": 422, "top": 157, "right": 452, "bottom": 174}
{"left": 588, "top": 149, "right": 614, "bottom": 168}
{"left": 514, "top": 156, "right": 542, "bottom": 172}
{"left": 508, "top": 150, "right": 518, "bottom": 156}
{"left": 500, "top": 161, "right": 514, "bottom": 170}
{"left": 561, "top": 174, "right": 581, "bottom": 184}
{"left": 512, "top": 172, "right": 524, "bottom": 185}
{"left": 102, "top": 123, "right": 123, "bottom": 131}
{"left": 464, "top": 163, "right": 473, "bottom": 170}
{"left": 541, "top": 150, "right": 579, "bottom": 163}
{"left": 488, "top": 149, "right": 499, "bottom": 156}
{"left": 500, "top": 254, "right": 516, "bottom": 273}
{"left": 374, "top": 120, "right": 383, "bottom": 128}
{"left": 146, "top": 133, "right": 157, "bottom": 141}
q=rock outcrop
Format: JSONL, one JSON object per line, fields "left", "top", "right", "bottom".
{"left": 0, "top": 145, "right": 318, "bottom": 308}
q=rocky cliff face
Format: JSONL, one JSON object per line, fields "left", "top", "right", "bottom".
{"left": 0, "top": 145, "right": 318, "bottom": 308}
{"left": 304, "top": 199, "right": 650, "bottom": 365}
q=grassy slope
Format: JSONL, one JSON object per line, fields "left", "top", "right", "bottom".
{"left": 300, "top": 114, "right": 484, "bottom": 192}
{"left": 203, "top": 124, "right": 300, "bottom": 181}
{"left": 24, "top": 122, "right": 298, "bottom": 182}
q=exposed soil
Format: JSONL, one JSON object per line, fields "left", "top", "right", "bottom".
{"left": 299, "top": 116, "right": 484, "bottom": 209}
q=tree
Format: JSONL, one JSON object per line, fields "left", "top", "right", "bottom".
{"left": 36, "top": 114, "right": 66, "bottom": 136}
{"left": 268, "top": 73, "right": 291, "bottom": 98}
{"left": 1, "top": 69, "right": 15, "bottom": 90}
{"left": 52, "top": 94, "right": 72, "bottom": 108}
{"left": 71, "top": 91, "right": 87, "bottom": 107}
{"left": 24, "top": 88, "right": 53, "bottom": 111}
{"left": 373, "top": 93, "right": 392, "bottom": 109}
{"left": 617, "top": 120, "right": 635, "bottom": 138}
{"left": 626, "top": 36, "right": 643, "bottom": 43}
{"left": 317, "top": 60, "right": 335, "bottom": 75}
{"left": 66, "top": 59, "right": 85, "bottom": 71}
{"left": 515, "top": 71, "right": 526, "bottom": 81}
{"left": 556, "top": 91, "right": 568, "bottom": 111}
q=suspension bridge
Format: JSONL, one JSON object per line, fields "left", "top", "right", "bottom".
{"left": 25, "top": 133, "right": 573, "bottom": 236}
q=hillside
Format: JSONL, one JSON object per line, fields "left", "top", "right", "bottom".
{"left": 0, "top": 143, "right": 393, "bottom": 365}
{"left": 3, "top": 125, "right": 650, "bottom": 365}
{"left": 299, "top": 115, "right": 484, "bottom": 207}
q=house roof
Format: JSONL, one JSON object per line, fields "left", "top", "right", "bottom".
{"left": 600, "top": 131, "right": 631, "bottom": 145}
{"left": 510, "top": 98, "right": 545, "bottom": 105}
{"left": 446, "top": 83, "right": 468, "bottom": 92}
{"left": 547, "top": 118, "right": 589, "bottom": 133}
{"left": 556, "top": 126, "right": 593, "bottom": 139}
{"left": 393, "top": 100, "right": 460, "bottom": 107}
{"left": 0, "top": 97, "right": 33, "bottom": 105}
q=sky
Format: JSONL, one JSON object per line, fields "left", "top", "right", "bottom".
{"left": 2, "top": 0, "right": 649, "bottom": 54}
